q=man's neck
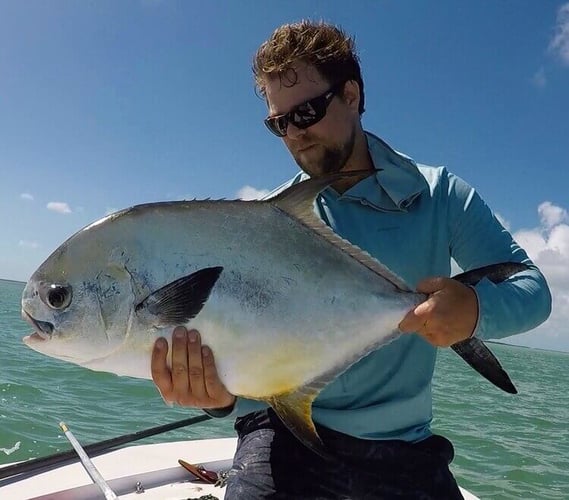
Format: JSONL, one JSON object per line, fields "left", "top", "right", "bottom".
{"left": 331, "top": 131, "right": 374, "bottom": 194}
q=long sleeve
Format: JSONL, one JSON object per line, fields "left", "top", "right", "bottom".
{"left": 446, "top": 172, "right": 552, "bottom": 339}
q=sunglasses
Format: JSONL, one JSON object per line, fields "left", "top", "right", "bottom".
{"left": 264, "top": 81, "right": 345, "bottom": 137}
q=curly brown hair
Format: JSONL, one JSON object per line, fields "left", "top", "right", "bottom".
{"left": 253, "top": 20, "right": 365, "bottom": 114}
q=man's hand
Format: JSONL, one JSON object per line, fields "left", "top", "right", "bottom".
{"left": 151, "top": 326, "right": 236, "bottom": 410}
{"left": 398, "top": 277, "right": 478, "bottom": 347}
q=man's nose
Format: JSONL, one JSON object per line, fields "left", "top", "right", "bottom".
{"left": 285, "top": 122, "right": 307, "bottom": 140}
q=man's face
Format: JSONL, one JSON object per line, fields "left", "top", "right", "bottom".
{"left": 264, "top": 63, "right": 360, "bottom": 177}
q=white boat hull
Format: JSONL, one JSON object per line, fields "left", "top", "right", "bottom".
{"left": 1, "top": 437, "right": 479, "bottom": 499}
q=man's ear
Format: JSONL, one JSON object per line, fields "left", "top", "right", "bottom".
{"left": 342, "top": 80, "right": 361, "bottom": 112}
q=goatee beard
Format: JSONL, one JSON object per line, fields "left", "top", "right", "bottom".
{"left": 297, "top": 128, "right": 356, "bottom": 176}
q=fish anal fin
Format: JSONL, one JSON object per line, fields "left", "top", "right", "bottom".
{"left": 135, "top": 266, "right": 223, "bottom": 327}
{"left": 451, "top": 337, "right": 517, "bottom": 394}
{"left": 267, "top": 384, "right": 332, "bottom": 460}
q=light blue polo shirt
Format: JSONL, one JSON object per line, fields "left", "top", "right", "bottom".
{"left": 215, "top": 132, "right": 551, "bottom": 442}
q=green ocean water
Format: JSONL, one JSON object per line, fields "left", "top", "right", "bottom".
{"left": 1, "top": 278, "right": 567, "bottom": 498}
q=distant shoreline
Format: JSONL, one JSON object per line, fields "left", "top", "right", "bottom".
{"left": 486, "top": 339, "right": 568, "bottom": 355}
{"left": 0, "top": 278, "right": 26, "bottom": 285}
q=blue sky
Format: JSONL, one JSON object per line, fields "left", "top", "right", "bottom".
{"left": 1, "top": 1, "right": 568, "bottom": 351}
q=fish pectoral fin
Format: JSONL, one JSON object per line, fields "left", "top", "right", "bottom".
{"left": 451, "top": 337, "right": 517, "bottom": 394}
{"left": 135, "top": 266, "right": 223, "bottom": 327}
{"left": 267, "top": 385, "right": 332, "bottom": 460}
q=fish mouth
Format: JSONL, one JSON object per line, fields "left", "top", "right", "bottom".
{"left": 21, "top": 311, "right": 54, "bottom": 340}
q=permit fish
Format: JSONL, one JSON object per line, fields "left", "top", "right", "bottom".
{"left": 21, "top": 171, "right": 524, "bottom": 456}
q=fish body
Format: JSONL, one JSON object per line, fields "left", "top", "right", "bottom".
{"left": 21, "top": 172, "right": 522, "bottom": 455}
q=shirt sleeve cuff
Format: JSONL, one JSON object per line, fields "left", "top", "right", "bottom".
{"left": 469, "top": 285, "right": 481, "bottom": 338}
{"left": 203, "top": 403, "right": 236, "bottom": 418}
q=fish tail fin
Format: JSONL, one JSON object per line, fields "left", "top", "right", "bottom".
{"left": 448, "top": 261, "right": 527, "bottom": 393}
{"left": 267, "top": 386, "right": 332, "bottom": 460}
{"left": 451, "top": 262, "right": 529, "bottom": 287}
{"left": 451, "top": 338, "right": 517, "bottom": 394}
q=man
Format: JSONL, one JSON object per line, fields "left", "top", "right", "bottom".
{"left": 151, "top": 21, "right": 551, "bottom": 499}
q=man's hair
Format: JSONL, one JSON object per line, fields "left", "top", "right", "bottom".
{"left": 253, "top": 20, "right": 365, "bottom": 114}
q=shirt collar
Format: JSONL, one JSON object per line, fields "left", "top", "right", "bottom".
{"left": 335, "top": 132, "right": 428, "bottom": 212}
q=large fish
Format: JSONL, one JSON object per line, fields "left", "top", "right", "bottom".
{"left": 21, "top": 171, "right": 523, "bottom": 456}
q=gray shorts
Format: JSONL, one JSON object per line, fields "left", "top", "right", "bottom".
{"left": 224, "top": 409, "right": 464, "bottom": 500}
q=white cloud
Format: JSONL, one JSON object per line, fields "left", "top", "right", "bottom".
{"left": 18, "top": 240, "right": 40, "bottom": 249}
{"left": 236, "top": 185, "right": 270, "bottom": 200}
{"left": 47, "top": 202, "right": 72, "bottom": 214}
{"left": 538, "top": 201, "right": 568, "bottom": 228}
{"left": 20, "top": 193, "right": 34, "bottom": 201}
{"left": 549, "top": 3, "right": 569, "bottom": 65}
{"left": 513, "top": 201, "right": 569, "bottom": 349}
{"left": 531, "top": 67, "right": 547, "bottom": 88}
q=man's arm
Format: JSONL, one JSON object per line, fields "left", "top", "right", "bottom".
{"left": 400, "top": 171, "right": 551, "bottom": 345}
{"left": 446, "top": 172, "right": 551, "bottom": 339}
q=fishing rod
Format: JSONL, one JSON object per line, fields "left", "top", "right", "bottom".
{"left": 59, "top": 422, "right": 118, "bottom": 500}
{"left": 0, "top": 414, "right": 212, "bottom": 482}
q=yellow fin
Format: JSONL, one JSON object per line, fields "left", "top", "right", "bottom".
{"left": 267, "top": 385, "right": 331, "bottom": 460}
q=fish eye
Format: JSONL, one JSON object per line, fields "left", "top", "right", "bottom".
{"left": 45, "top": 284, "right": 73, "bottom": 310}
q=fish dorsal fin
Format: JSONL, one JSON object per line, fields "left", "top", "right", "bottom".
{"left": 267, "top": 381, "right": 331, "bottom": 460}
{"left": 270, "top": 172, "right": 412, "bottom": 292}
{"left": 135, "top": 267, "right": 223, "bottom": 327}
{"left": 269, "top": 170, "right": 370, "bottom": 219}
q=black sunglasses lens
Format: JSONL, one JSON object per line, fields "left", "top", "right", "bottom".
{"left": 264, "top": 116, "right": 286, "bottom": 137}
{"left": 264, "top": 85, "right": 338, "bottom": 137}
{"left": 289, "top": 96, "right": 327, "bottom": 130}
{"left": 292, "top": 111, "right": 320, "bottom": 130}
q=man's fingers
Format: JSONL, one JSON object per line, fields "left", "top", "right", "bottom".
{"left": 186, "top": 329, "right": 207, "bottom": 400}
{"left": 202, "top": 346, "right": 222, "bottom": 397}
{"left": 149, "top": 327, "right": 236, "bottom": 410}
{"left": 398, "top": 310, "right": 418, "bottom": 333}
{"left": 399, "top": 300, "right": 431, "bottom": 333}
{"left": 151, "top": 336, "right": 173, "bottom": 399}
{"left": 171, "top": 326, "right": 190, "bottom": 400}
{"left": 416, "top": 277, "right": 445, "bottom": 295}
{"left": 202, "top": 346, "right": 236, "bottom": 409}
{"left": 399, "top": 277, "right": 449, "bottom": 332}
